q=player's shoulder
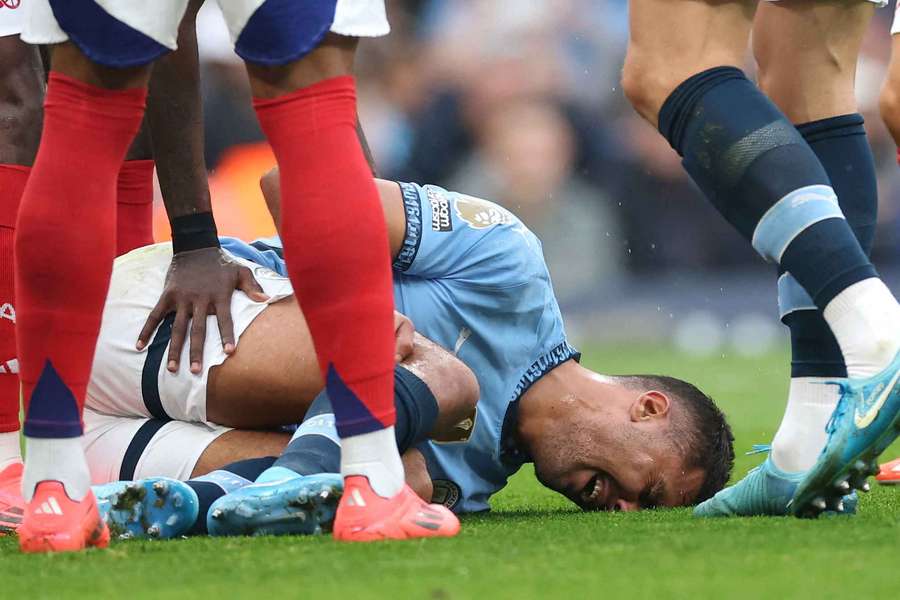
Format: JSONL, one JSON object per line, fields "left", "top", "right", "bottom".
{"left": 399, "top": 181, "right": 548, "bottom": 283}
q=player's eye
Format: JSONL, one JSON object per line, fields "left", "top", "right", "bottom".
{"left": 640, "top": 479, "right": 663, "bottom": 509}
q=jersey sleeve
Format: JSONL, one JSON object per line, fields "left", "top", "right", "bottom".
{"left": 392, "top": 182, "right": 545, "bottom": 288}
{"left": 219, "top": 236, "right": 288, "bottom": 277}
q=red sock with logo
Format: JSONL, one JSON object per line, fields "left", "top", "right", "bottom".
{"left": 253, "top": 76, "right": 396, "bottom": 435}
{"left": 0, "top": 165, "right": 28, "bottom": 435}
{"left": 116, "top": 159, "right": 155, "bottom": 256}
{"left": 16, "top": 73, "right": 146, "bottom": 433}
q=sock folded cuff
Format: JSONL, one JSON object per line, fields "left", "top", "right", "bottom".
{"left": 117, "top": 159, "right": 155, "bottom": 204}
{"left": 657, "top": 66, "right": 747, "bottom": 154}
{"left": 45, "top": 72, "right": 147, "bottom": 132}
{"left": 796, "top": 113, "right": 865, "bottom": 143}
{"left": 0, "top": 165, "right": 31, "bottom": 229}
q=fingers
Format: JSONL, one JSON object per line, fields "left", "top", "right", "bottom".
{"left": 238, "top": 267, "right": 269, "bottom": 303}
{"left": 167, "top": 306, "right": 190, "bottom": 373}
{"left": 137, "top": 301, "right": 169, "bottom": 351}
{"left": 189, "top": 305, "right": 207, "bottom": 374}
{"left": 214, "top": 296, "right": 236, "bottom": 356}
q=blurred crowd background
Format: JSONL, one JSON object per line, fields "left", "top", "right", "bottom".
{"left": 170, "top": 0, "right": 900, "bottom": 351}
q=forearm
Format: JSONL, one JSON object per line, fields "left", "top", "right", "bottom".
{"left": 147, "top": 0, "right": 212, "bottom": 221}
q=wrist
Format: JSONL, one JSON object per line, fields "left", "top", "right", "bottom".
{"left": 171, "top": 211, "right": 220, "bottom": 254}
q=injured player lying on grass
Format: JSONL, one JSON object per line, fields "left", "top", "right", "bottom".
{"left": 80, "top": 171, "right": 735, "bottom": 539}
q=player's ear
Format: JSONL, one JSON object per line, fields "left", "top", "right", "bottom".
{"left": 629, "top": 391, "right": 670, "bottom": 422}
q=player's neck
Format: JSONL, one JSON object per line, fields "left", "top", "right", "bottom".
{"left": 517, "top": 360, "right": 596, "bottom": 448}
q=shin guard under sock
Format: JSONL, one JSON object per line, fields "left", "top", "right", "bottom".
{"left": 658, "top": 67, "right": 876, "bottom": 312}
{"left": 778, "top": 114, "right": 879, "bottom": 380}
{"left": 16, "top": 73, "right": 146, "bottom": 435}
{"left": 253, "top": 76, "right": 396, "bottom": 437}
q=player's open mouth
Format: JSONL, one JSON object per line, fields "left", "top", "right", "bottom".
{"left": 579, "top": 472, "right": 610, "bottom": 511}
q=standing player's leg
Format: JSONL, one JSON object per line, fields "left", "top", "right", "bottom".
{"left": 696, "top": 0, "right": 879, "bottom": 516}
{"left": 232, "top": 2, "right": 457, "bottom": 540}
{"left": 0, "top": 31, "right": 43, "bottom": 534}
{"left": 756, "top": 0, "right": 877, "bottom": 473}
{"left": 623, "top": 0, "right": 900, "bottom": 516}
{"left": 14, "top": 0, "right": 189, "bottom": 551}
{"left": 15, "top": 42, "right": 150, "bottom": 552}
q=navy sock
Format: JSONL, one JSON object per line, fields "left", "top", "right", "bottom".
{"left": 659, "top": 67, "right": 876, "bottom": 311}
{"left": 185, "top": 456, "right": 276, "bottom": 535}
{"left": 779, "top": 114, "right": 878, "bottom": 378}
{"left": 274, "top": 366, "right": 439, "bottom": 476}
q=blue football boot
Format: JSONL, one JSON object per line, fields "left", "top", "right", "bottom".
{"left": 792, "top": 350, "right": 900, "bottom": 518}
{"left": 207, "top": 473, "right": 342, "bottom": 537}
{"left": 94, "top": 477, "right": 199, "bottom": 540}
{"left": 694, "top": 447, "right": 856, "bottom": 517}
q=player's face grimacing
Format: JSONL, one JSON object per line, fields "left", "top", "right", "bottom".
{"left": 519, "top": 369, "right": 711, "bottom": 512}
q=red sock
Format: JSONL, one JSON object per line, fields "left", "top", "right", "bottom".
{"left": 254, "top": 76, "right": 395, "bottom": 436}
{"left": 15, "top": 73, "right": 146, "bottom": 436}
{"left": 0, "top": 165, "right": 29, "bottom": 434}
{"left": 116, "top": 159, "right": 155, "bottom": 256}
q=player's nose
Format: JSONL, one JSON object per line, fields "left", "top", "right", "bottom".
{"left": 613, "top": 498, "right": 640, "bottom": 512}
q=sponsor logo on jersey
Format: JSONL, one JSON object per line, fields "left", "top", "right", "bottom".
{"left": 433, "top": 408, "right": 477, "bottom": 443}
{"left": 455, "top": 194, "right": 510, "bottom": 230}
{"left": 1, "top": 0, "right": 21, "bottom": 9}
{"left": 428, "top": 188, "right": 453, "bottom": 232}
{"left": 431, "top": 480, "right": 461, "bottom": 510}
{"left": 1, "top": 302, "right": 15, "bottom": 324}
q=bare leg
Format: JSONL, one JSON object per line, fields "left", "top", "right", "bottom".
{"left": 753, "top": 0, "right": 874, "bottom": 123}
{"left": 622, "top": 0, "right": 755, "bottom": 125}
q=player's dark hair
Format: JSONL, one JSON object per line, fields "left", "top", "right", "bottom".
{"left": 618, "top": 375, "right": 735, "bottom": 504}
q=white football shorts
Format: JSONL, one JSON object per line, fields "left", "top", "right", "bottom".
{"left": 83, "top": 407, "right": 231, "bottom": 484}
{"left": 86, "top": 242, "right": 293, "bottom": 425}
{"left": 0, "top": 0, "right": 25, "bottom": 38}
{"left": 21, "top": 0, "right": 389, "bottom": 67}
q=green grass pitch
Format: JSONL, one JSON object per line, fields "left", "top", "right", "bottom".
{"left": 3, "top": 345, "right": 899, "bottom": 599}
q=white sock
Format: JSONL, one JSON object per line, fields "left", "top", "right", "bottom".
{"left": 0, "top": 431, "right": 22, "bottom": 472}
{"left": 340, "top": 426, "right": 405, "bottom": 498}
{"left": 770, "top": 378, "right": 840, "bottom": 473}
{"left": 823, "top": 278, "right": 900, "bottom": 379}
{"left": 22, "top": 436, "right": 91, "bottom": 502}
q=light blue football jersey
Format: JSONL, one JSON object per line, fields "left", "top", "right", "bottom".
{"left": 220, "top": 182, "right": 578, "bottom": 513}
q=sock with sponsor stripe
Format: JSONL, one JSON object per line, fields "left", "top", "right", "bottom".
{"left": 0, "top": 165, "right": 27, "bottom": 466}
{"left": 16, "top": 73, "right": 146, "bottom": 500}
{"left": 116, "top": 159, "right": 155, "bottom": 256}
{"left": 253, "top": 76, "right": 400, "bottom": 497}
{"left": 184, "top": 457, "right": 276, "bottom": 535}
{"left": 659, "top": 67, "right": 899, "bottom": 380}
